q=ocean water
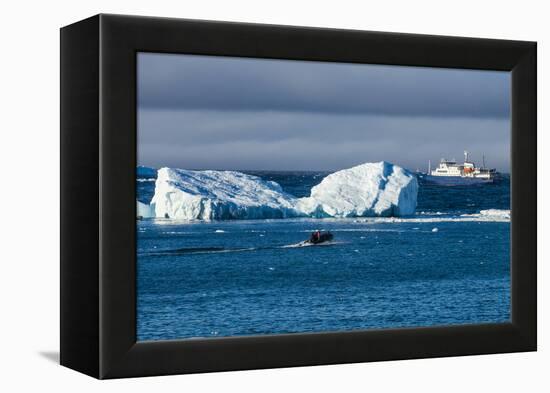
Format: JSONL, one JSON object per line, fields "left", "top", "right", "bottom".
{"left": 136, "top": 170, "right": 510, "bottom": 341}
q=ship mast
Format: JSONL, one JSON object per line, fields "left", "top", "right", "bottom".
{"left": 464, "top": 150, "right": 469, "bottom": 163}
{"left": 428, "top": 159, "right": 431, "bottom": 174}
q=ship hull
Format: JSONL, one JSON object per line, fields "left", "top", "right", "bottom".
{"left": 423, "top": 175, "right": 493, "bottom": 186}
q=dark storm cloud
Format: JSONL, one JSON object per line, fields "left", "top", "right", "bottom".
{"left": 138, "top": 53, "right": 510, "bottom": 118}
{"left": 138, "top": 110, "right": 510, "bottom": 172}
{"left": 137, "top": 53, "right": 510, "bottom": 172}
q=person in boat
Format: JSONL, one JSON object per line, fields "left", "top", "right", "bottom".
{"left": 312, "top": 230, "right": 321, "bottom": 243}
{"left": 309, "top": 230, "right": 332, "bottom": 244}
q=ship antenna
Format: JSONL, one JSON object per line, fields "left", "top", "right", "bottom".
{"left": 482, "top": 154, "right": 486, "bottom": 169}
{"left": 428, "top": 159, "right": 431, "bottom": 174}
{"left": 464, "top": 150, "right": 469, "bottom": 163}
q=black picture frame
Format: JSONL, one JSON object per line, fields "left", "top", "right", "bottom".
{"left": 60, "top": 14, "right": 536, "bottom": 379}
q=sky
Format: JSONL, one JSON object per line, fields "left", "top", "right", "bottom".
{"left": 137, "top": 52, "right": 510, "bottom": 172}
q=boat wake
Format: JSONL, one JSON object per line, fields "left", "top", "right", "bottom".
{"left": 143, "top": 246, "right": 257, "bottom": 256}
{"left": 281, "top": 241, "right": 314, "bottom": 248}
{"left": 281, "top": 240, "right": 345, "bottom": 248}
{"left": 142, "top": 240, "right": 345, "bottom": 256}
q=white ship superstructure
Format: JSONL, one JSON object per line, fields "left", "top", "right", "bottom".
{"left": 426, "top": 151, "right": 496, "bottom": 184}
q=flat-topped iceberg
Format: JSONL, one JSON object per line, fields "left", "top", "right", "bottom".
{"left": 150, "top": 168, "right": 302, "bottom": 220}
{"left": 138, "top": 161, "right": 418, "bottom": 220}
{"left": 297, "top": 161, "right": 418, "bottom": 217}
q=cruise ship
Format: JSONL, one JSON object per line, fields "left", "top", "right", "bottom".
{"left": 423, "top": 151, "right": 497, "bottom": 185}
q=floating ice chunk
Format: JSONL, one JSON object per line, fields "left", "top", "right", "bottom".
{"left": 479, "top": 209, "right": 510, "bottom": 220}
{"left": 136, "top": 200, "right": 154, "bottom": 218}
{"left": 459, "top": 209, "right": 510, "bottom": 222}
{"left": 296, "top": 161, "right": 417, "bottom": 217}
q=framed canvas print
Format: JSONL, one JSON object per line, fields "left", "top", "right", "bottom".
{"left": 60, "top": 14, "right": 536, "bottom": 379}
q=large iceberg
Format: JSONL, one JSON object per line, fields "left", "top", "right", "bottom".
{"left": 139, "top": 161, "right": 418, "bottom": 220}
{"left": 297, "top": 161, "right": 418, "bottom": 217}
{"left": 150, "top": 168, "right": 302, "bottom": 220}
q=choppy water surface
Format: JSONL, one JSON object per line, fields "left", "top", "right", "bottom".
{"left": 137, "top": 171, "right": 510, "bottom": 341}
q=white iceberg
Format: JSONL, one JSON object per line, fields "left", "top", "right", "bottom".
{"left": 296, "top": 161, "right": 418, "bottom": 217}
{"left": 150, "top": 168, "right": 302, "bottom": 220}
{"left": 141, "top": 161, "right": 418, "bottom": 220}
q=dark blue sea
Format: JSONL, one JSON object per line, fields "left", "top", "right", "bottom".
{"left": 136, "top": 169, "right": 510, "bottom": 341}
